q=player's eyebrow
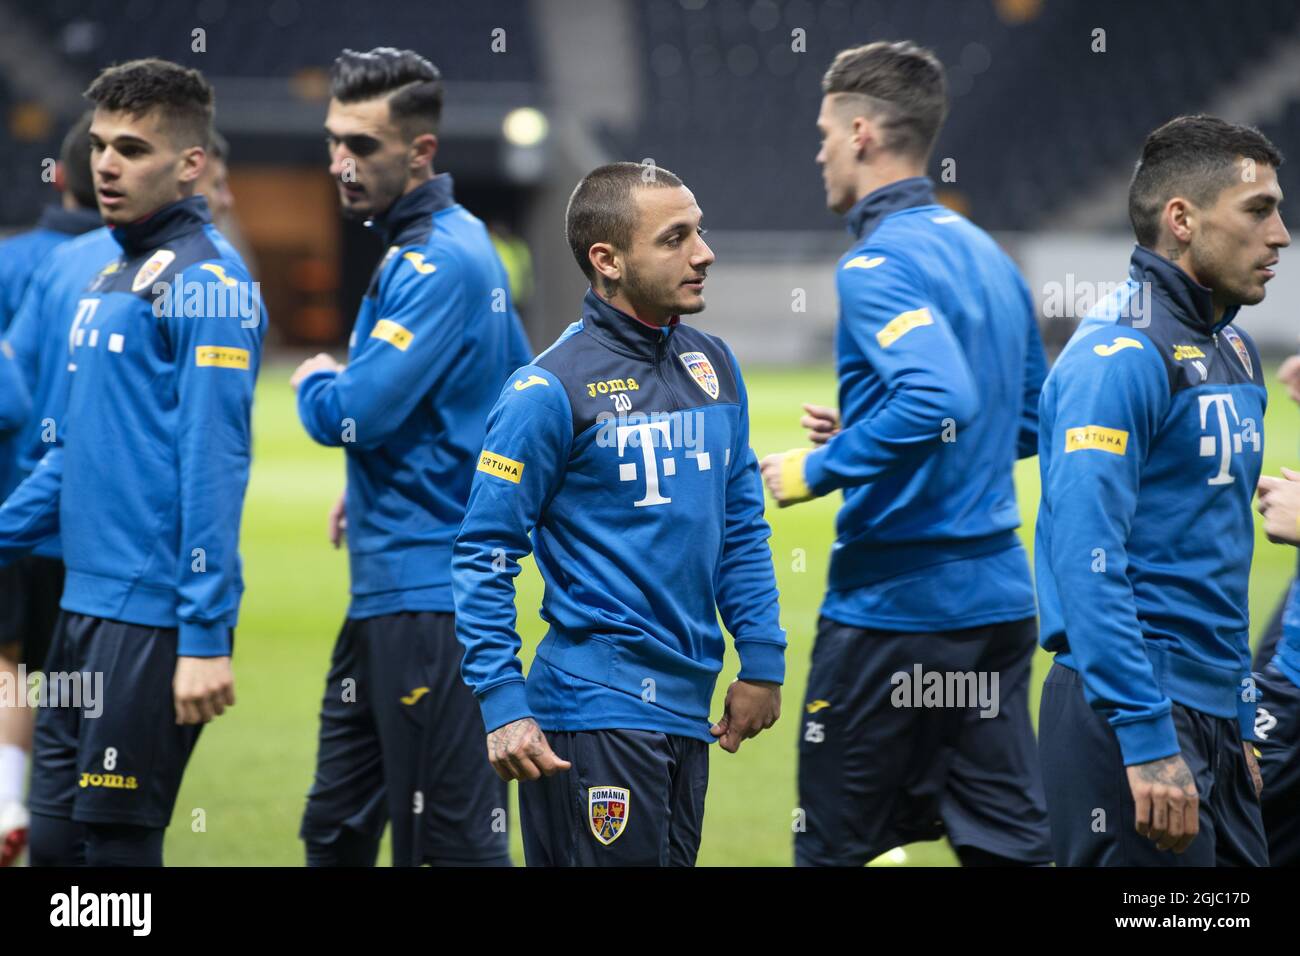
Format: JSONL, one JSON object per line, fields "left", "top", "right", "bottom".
{"left": 92, "top": 133, "right": 152, "bottom": 150}
{"left": 655, "top": 219, "right": 701, "bottom": 240}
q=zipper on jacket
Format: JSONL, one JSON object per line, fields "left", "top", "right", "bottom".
{"left": 653, "top": 329, "right": 684, "bottom": 408}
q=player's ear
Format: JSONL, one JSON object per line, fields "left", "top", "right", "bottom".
{"left": 589, "top": 242, "right": 621, "bottom": 283}
{"left": 179, "top": 146, "right": 205, "bottom": 187}
{"left": 1165, "top": 196, "right": 1196, "bottom": 246}
{"left": 409, "top": 132, "right": 438, "bottom": 173}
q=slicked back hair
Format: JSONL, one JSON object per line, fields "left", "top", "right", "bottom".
{"left": 330, "top": 47, "right": 443, "bottom": 140}
{"left": 1129, "top": 114, "right": 1284, "bottom": 247}
{"left": 565, "top": 162, "right": 685, "bottom": 282}
{"left": 83, "top": 58, "right": 214, "bottom": 150}
{"left": 822, "top": 41, "right": 948, "bottom": 162}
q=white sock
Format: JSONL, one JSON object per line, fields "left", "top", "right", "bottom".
{"left": 0, "top": 744, "right": 27, "bottom": 804}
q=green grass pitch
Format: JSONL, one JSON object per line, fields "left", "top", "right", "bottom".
{"left": 162, "top": 362, "right": 1299, "bottom": 866}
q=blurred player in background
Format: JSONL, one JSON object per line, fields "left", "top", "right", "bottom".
{"left": 1036, "top": 115, "right": 1287, "bottom": 865}
{"left": 0, "top": 112, "right": 102, "bottom": 867}
{"left": 453, "top": 162, "right": 786, "bottom": 867}
{"left": 761, "top": 41, "right": 1051, "bottom": 867}
{"left": 292, "top": 47, "right": 531, "bottom": 867}
{"left": 0, "top": 58, "right": 265, "bottom": 866}
{"left": 1251, "top": 456, "right": 1300, "bottom": 865}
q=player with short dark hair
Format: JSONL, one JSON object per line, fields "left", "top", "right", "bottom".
{"left": 0, "top": 110, "right": 102, "bottom": 867}
{"left": 761, "top": 41, "right": 1051, "bottom": 867}
{"left": 452, "top": 161, "right": 785, "bottom": 866}
{"left": 292, "top": 47, "right": 530, "bottom": 867}
{"left": 1036, "top": 114, "right": 1288, "bottom": 865}
{"left": 0, "top": 57, "right": 264, "bottom": 867}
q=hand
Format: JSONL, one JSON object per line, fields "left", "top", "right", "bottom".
{"left": 759, "top": 450, "right": 814, "bottom": 508}
{"left": 328, "top": 490, "right": 347, "bottom": 549}
{"left": 486, "top": 717, "right": 572, "bottom": 781}
{"left": 710, "top": 679, "right": 781, "bottom": 753}
{"left": 1243, "top": 741, "right": 1263, "bottom": 797}
{"left": 1279, "top": 354, "right": 1300, "bottom": 404}
{"left": 290, "top": 353, "right": 342, "bottom": 391}
{"left": 800, "top": 403, "right": 840, "bottom": 446}
{"left": 1126, "top": 753, "right": 1199, "bottom": 853}
{"left": 1257, "top": 467, "right": 1300, "bottom": 545}
{"left": 173, "top": 656, "right": 235, "bottom": 725}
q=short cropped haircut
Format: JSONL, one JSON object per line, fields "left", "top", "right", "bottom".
{"left": 822, "top": 41, "right": 948, "bottom": 161}
{"left": 83, "top": 58, "right": 214, "bottom": 149}
{"left": 1129, "top": 114, "right": 1284, "bottom": 247}
{"left": 59, "top": 111, "right": 97, "bottom": 210}
{"left": 565, "top": 162, "right": 685, "bottom": 282}
{"left": 330, "top": 47, "right": 443, "bottom": 139}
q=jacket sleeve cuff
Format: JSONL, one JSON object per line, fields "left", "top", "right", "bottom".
{"left": 178, "top": 620, "right": 232, "bottom": 657}
{"left": 479, "top": 679, "right": 533, "bottom": 733}
{"left": 1112, "top": 711, "right": 1181, "bottom": 766}
{"left": 736, "top": 639, "right": 786, "bottom": 685}
{"left": 1238, "top": 694, "right": 1258, "bottom": 742}
{"left": 802, "top": 446, "right": 837, "bottom": 497}
{"left": 777, "top": 447, "right": 818, "bottom": 504}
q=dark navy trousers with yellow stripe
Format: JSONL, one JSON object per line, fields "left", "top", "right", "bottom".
{"left": 299, "top": 611, "right": 510, "bottom": 866}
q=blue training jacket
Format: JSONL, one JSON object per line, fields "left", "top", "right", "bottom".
{"left": 0, "top": 206, "right": 103, "bottom": 499}
{"left": 0, "top": 196, "right": 265, "bottom": 657}
{"left": 452, "top": 289, "right": 787, "bottom": 740}
{"left": 790, "top": 177, "right": 1045, "bottom": 631}
{"left": 3, "top": 226, "right": 120, "bottom": 559}
{"left": 1036, "top": 245, "right": 1266, "bottom": 765}
{"left": 0, "top": 340, "right": 30, "bottom": 434}
{"left": 297, "top": 174, "right": 532, "bottom": 618}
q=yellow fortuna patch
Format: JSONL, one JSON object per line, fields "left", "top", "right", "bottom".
{"left": 195, "top": 346, "right": 250, "bottom": 370}
{"left": 403, "top": 251, "right": 437, "bottom": 274}
{"left": 806, "top": 699, "right": 831, "bottom": 714}
{"left": 370, "top": 318, "right": 414, "bottom": 351}
{"left": 478, "top": 450, "right": 523, "bottom": 483}
{"left": 1093, "top": 336, "right": 1143, "bottom": 357}
{"left": 1172, "top": 344, "right": 1205, "bottom": 361}
{"left": 1065, "top": 425, "right": 1128, "bottom": 456}
{"left": 875, "top": 308, "right": 933, "bottom": 349}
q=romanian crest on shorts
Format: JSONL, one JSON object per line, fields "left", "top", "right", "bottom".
{"left": 678, "top": 351, "right": 719, "bottom": 400}
{"left": 1221, "top": 326, "right": 1253, "bottom": 378}
{"left": 588, "top": 786, "right": 629, "bottom": 845}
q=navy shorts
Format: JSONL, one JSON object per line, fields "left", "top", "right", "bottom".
{"left": 0, "top": 555, "right": 65, "bottom": 669}
{"left": 795, "top": 615, "right": 1050, "bottom": 866}
{"left": 299, "top": 611, "right": 509, "bottom": 866}
{"left": 519, "top": 729, "right": 708, "bottom": 866}
{"left": 28, "top": 612, "right": 205, "bottom": 828}
{"left": 1253, "top": 660, "right": 1300, "bottom": 867}
{"left": 1039, "top": 660, "right": 1267, "bottom": 867}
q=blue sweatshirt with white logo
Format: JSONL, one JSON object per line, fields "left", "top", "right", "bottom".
{"left": 0, "top": 206, "right": 103, "bottom": 500}
{"left": 793, "top": 178, "right": 1045, "bottom": 631}
{"left": 297, "top": 175, "right": 532, "bottom": 618}
{"left": 0, "top": 196, "right": 265, "bottom": 656}
{"left": 452, "top": 290, "right": 787, "bottom": 739}
{"left": 2, "top": 226, "right": 120, "bottom": 559}
{"left": 1036, "top": 245, "right": 1265, "bottom": 764}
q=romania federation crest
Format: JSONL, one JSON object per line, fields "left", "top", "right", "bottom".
{"left": 678, "top": 351, "right": 719, "bottom": 400}
{"left": 131, "top": 249, "right": 175, "bottom": 292}
{"left": 588, "top": 786, "right": 630, "bottom": 845}
{"left": 1221, "top": 326, "right": 1253, "bottom": 379}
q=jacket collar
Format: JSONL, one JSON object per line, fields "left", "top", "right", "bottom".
{"left": 845, "top": 176, "right": 935, "bottom": 241}
{"left": 1129, "top": 245, "right": 1239, "bottom": 334}
{"left": 368, "top": 174, "right": 457, "bottom": 247}
{"left": 581, "top": 288, "right": 679, "bottom": 359}
{"left": 36, "top": 205, "right": 102, "bottom": 237}
{"left": 109, "top": 195, "right": 211, "bottom": 259}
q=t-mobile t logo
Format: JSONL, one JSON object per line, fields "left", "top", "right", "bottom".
{"left": 1198, "top": 392, "right": 1260, "bottom": 485}
{"left": 617, "top": 421, "right": 674, "bottom": 507}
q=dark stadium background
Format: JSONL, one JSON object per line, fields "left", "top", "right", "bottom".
{"left": 2, "top": 0, "right": 1299, "bottom": 867}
